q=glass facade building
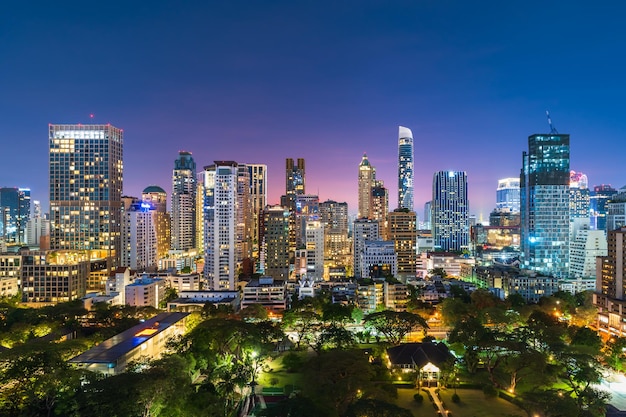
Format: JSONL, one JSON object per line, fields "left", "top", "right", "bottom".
{"left": 590, "top": 184, "right": 617, "bottom": 231}
{"left": 520, "top": 134, "right": 570, "bottom": 279}
{"left": 432, "top": 171, "right": 469, "bottom": 251}
{"left": 0, "top": 187, "right": 30, "bottom": 244}
{"left": 398, "top": 126, "right": 414, "bottom": 211}
{"left": 49, "top": 124, "right": 123, "bottom": 271}
{"left": 495, "top": 178, "right": 520, "bottom": 212}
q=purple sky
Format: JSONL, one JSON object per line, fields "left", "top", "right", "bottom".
{"left": 2, "top": 1, "right": 626, "bottom": 219}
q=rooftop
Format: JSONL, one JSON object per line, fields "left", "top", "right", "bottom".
{"left": 69, "top": 312, "right": 188, "bottom": 364}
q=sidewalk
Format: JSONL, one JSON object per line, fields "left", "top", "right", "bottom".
{"left": 426, "top": 387, "right": 447, "bottom": 415}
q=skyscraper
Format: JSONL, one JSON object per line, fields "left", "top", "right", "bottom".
{"left": 49, "top": 124, "right": 123, "bottom": 281}
{"left": 319, "top": 200, "right": 350, "bottom": 268}
{"left": 203, "top": 162, "right": 238, "bottom": 290}
{"left": 398, "top": 126, "right": 414, "bottom": 211}
{"left": 595, "top": 227, "right": 626, "bottom": 336}
{"left": 358, "top": 153, "right": 375, "bottom": 219}
{"left": 261, "top": 205, "right": 290, "bottom": 280}
{"left": 285, "top": 158, "right": 305, "bottom": 210}
{"left": 432, "top": 171, "right": 469, "bottom": 251}
{"left": 171, "top": 151, "right": 196, "bottom": 251}
{"left": 371, "top": 186, "right": 389, "bottom": 239}
{"left": 120, "top": 197, "right": 157, "bottom": 271}
{"left": 388, "top": 209, "right": 417, "bottom": 278}
{"left": 0, "top": 187, "right": 30, "bottom": 244}
{"left": 247, "top": 164, "right": 268, "bottom": 260}
{"left": 520, "top": 133, "right": 570, "bottom": 279}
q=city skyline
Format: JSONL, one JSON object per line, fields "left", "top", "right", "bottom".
{"left": 2, "top": 2, "right": 626, "bottom": 218}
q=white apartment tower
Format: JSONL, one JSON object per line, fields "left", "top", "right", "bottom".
{"left": 203, "top": 162, "right": 238, "bottom": 290}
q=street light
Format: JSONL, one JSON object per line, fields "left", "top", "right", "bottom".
{"left": 455, "top": 377, "right": 459, "bottom": 395}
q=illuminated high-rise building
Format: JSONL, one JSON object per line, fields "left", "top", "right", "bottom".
{"left": 371, "top": 186, "right": 389, "bottom": 239}
{"left": 398, "top": 126, "right": 414, "bottom": 211}
{"left": 496, "top": 178, "right": 520, "bottom": 212}
{"left": 595, "top": 227, "right": 626, "bottom": 336}
{"left": 236, "top": 164, "right": 253, "bottom": 264}
{"left": 261, "top": 205, "right": 290, "bottom": 280}
{"left": 171, "top": 151, "right": 196, "bottom": 251}
{"left": 247, "top": 164, "right": 268, "bottom": 260}
{"left": 388, "top": 209, "right": 417, "bottom": 278}
{"left": 49, "top": 123, "right": 123, "bottom": 286}
{"left": 295, "top": 195, "right": 319, "bottom": 248}
{"left": 319, "top": 200, "right": 350, "bottom": 269}
{"left": 520, "top": 133, "right": 570, "bottom": 279}
{"left": 120, "top": 197, "right": 157, "bottom": 271}
{"left": 203, "top": 162, "right": 238, "bottom": 290}
{"left": 358, "top": 153, "right": 375, "bottom": 219}
{"left": 0, "top": 187, "right": 30, "bottom": 244}
{"left": 142, "top": 186, "right": 171, "bottom": 261}
{"left": 570, "top": 171, "right": 590, "bottom": 219}
{"left": 305, "top": 220, "right": 324, "bottom": 281}
{"left": 284, "top": 158, "right": 305, "bottom": 210}
{"left": 590, "top": 184, "right": 617, "bottom": 231}
{"left": 432, "top": 171, "right": 469, "bottom": 252}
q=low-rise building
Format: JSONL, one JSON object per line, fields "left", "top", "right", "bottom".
{"left": 125, "top": 276, "right": 166, "bottom": 308}
{"left": 69, "top": 312, "right": 188, "bottom": 375}
{"left": 241, "top": 276, "right": 287, "bottom": 312}
{"left": 167, "top": 290, "right": 239, "bottom": 312}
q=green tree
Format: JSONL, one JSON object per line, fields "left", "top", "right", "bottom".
{"left": 363, "top": 311, "right": 428, "bottom": 345}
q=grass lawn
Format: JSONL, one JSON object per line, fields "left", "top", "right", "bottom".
{"left": 394, "top": 388, "right": 440, "bottom": 417}
{"left": 439, "top": 388, "right": 525, "bottom": 417}
{"left": 256, "top": 353, "right": 304, "bottom": 391}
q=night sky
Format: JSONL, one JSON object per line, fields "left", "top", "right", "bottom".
{"left": 2, "top": 1, "right": 626, "bottom": 220}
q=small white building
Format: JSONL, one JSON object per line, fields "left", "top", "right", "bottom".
{"left": 125, "top": 276, "right": 166, "bottom": 308}
{"left": 360, "top": 240, "right": 397, "bottom": 278}
{"left": 241, "top": 276, "right": 287, "bottom": 312}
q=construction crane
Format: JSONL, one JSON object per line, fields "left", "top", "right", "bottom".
{"left": 546, "top": 110, "right": 558, "bottom": 134}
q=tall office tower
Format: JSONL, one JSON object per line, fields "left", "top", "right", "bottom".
{"left": 432, "top": 171, "right": 469, "bottom": 252}
{"left": 371, "top": 186, "right": 389, "bottom": 239}
{"left": 49, "top": 124, "right": 123, "bottom": 287}
{"left": 353, "top": 218, "right": 380, "bottom": 278}
{"left": 520, "top": 133, "right": 570, "bottom": 279}
{"left": 0, "top": 187, "right": 31, "bottom": 243}
{"left": 305, "top": 220, "right": 324, "bottom": 280}
{"left": 203, "top": 162, "right": 237, "bottom": 290}
{"left": 496, "top": 178, "right": 521, "bottom": 212}
{"left": 295, "top": 195, "right": 319, "bottom": 248}
{"left": 142, "top": 186, "right": 171, "bottom": 261}
{"left": 319, "top": 200, "right": 350, "bottom": 268}
{"left": 236, "top": 165, "right": 253, "bottom": 264}
{"left": 590, "top": 184, "right": 617, "bottom": 231}
{"left": 248, "top": 164, "right": 268, "bottom": 260}
{"left": 171, "top": 151, "right": 196, "bottom": 251}
{"left": 569, "top": 225, "right": 606, "bottom": 279}
{"left": 358, "top": 153, "right": 375, "bottom": 219}
{"left": 120, "top": 197, "right": 157, "bottom": 271}
{"left": 398, "top": 126, "right": 414, "bottom": 211}
{"left": 423, "top": 201, "right": 432, "bottom": 230}
{"left": 196, "top": 172, "right": 205, "bottom": 254}
{"left": 595, "top": 227, "right": 626, "bottom": 336}
{"left": 285, "top": 158, "right": 305, "bottom": 210}
{"left": 261, "top": 205, "right": 290, "bottom": 280}
{"left": 388, "top": 209, "right": 417, "bottom": 279}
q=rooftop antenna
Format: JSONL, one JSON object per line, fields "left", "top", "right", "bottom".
{"left": 546, "top": 110, "right": 558, "bottom": 134}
